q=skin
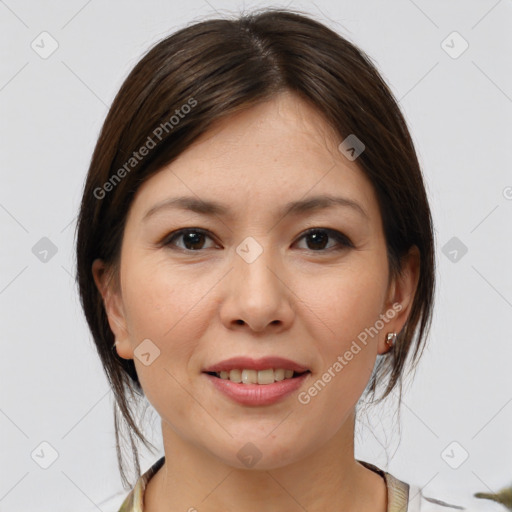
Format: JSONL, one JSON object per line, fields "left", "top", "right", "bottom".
{"left": 93, "top": 90, "right": 419, "bottom": 512}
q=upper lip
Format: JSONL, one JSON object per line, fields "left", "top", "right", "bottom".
{"left": 203, "top": 356, "right": 310, "bottom": 373}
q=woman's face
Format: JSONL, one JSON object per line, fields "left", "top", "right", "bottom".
{"left": 94, "top": 90, "right": 417, "bottom": 470}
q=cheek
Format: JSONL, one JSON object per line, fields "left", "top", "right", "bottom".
{"left": 122, "top": 257, "right": 191, "bottom": 330}
{"left": 298, "top": 269, "right": 386, "bottom": 427}
{"left": 121, "top": 260, "right": 205, "bottom": 414}
{"left": 310, "top": 263, "right": 388, "bottom": 344}
{"left": 120, "top": 257, "right": 210, "bottom": 368}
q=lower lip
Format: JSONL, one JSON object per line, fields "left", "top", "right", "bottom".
{"left": 204, "top": 372, "right": 310, "bottom": 406}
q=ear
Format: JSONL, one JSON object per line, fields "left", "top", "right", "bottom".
{"left": 378, "top": 245, "right": 420, "bottom": 355}
{"left": 91, "top": 259, "right": 134, "bottom": 360}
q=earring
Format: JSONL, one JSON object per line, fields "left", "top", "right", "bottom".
{"left": 385, "top": 332, "right": 397, "bottom": 348}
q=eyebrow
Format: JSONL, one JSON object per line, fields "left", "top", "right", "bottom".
{"left": 143, "top": 194, "right": 369, "bottom": 222}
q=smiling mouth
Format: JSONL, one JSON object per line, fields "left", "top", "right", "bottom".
{"left": 205, "top": 368, "right": 311, "bottom": 385}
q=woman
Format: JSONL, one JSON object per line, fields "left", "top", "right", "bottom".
{"left": 76, "top": 8, "right": 481, "bottom": 512}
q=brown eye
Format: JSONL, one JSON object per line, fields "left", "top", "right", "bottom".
{"left": 164, "top": 229, "right": 217, "bottom": 251}
{"left": 295, "top": 228, "right": 353, "bottom": 251}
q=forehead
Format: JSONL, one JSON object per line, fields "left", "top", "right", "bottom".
{"left": 127, "top": 91, "right": 380, "bottom": 224}
{"left": 181, "top": 91, "right": 343, "bottom": 168}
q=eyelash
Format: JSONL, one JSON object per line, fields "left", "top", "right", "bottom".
{"left": 161, "top": 227, "right": 354, "bottom": 253}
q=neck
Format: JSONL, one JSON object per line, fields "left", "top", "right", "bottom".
{"left": 145, "top": 410, "right": 386, "bottom": 512}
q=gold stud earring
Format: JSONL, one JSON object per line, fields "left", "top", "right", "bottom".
{"left": 385, "top": 332, "right": 397, "bottom": 348}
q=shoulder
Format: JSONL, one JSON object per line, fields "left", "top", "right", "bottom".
{"left": 80, "top": 489, "right": 130, "bottom": 512}
{"left": 408, "top": 484, "right": 464, "bottom": 511}
{"left": 407, "top": 482, "right": 501, "bottom": 512}
{"left": 113, "top": 456, "right": 165, "bottom": 512}
{"left": 370, "top": 461, "right": 492, "bottom": 512}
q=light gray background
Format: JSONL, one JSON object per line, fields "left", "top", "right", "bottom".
{"left": 1, "top": 1, "right": 511, "bottom": 511}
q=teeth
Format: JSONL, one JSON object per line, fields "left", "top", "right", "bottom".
{"left": 229, "top": 369, "right": 242, "bottom": 383}
{"left": 215, "top": 368, "right": 303, "bottom": 384}
{"left": 257, "top": 369, "right": 274, "bottom": 385}
{"left": 274, "top": 369, "right": 285, "bottom": 381}
{"left": 241, "top": 369, "right": 257, "bottom": 384}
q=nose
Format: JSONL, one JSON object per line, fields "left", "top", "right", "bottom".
{"left": 219, "top": 241, "right": 295, "bottom": 333}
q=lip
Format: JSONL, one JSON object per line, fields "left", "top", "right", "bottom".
{"left": 202, "top": 356, "right": 309, "bottom": 373}
{"left": 204, "top": 371, "right": 310, "bottom": 406}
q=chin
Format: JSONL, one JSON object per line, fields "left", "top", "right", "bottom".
{"left": 202, "top": 432, "right": 312, "bottom": 471}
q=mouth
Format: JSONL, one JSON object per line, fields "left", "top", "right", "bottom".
{"left": 202, "top": 356, "right": 311, "bottom": 383}
{"left": 203, "top": 368, "right": 311, "bottom": 407}
{"left": 203, "top": 370, "right": 310, "bottom": 406}
{"left": 202, "top": 357, "right": 311, "bottom": 406}
{"left": 204, "top": 368, "right": 311, "bottom": 385}
{"left": 205, "top": 368, "right": 311, "bottom": 384}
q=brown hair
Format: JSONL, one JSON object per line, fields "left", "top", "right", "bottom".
{"left": 75, "top": 7, "right": 435, "bottom": 487}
